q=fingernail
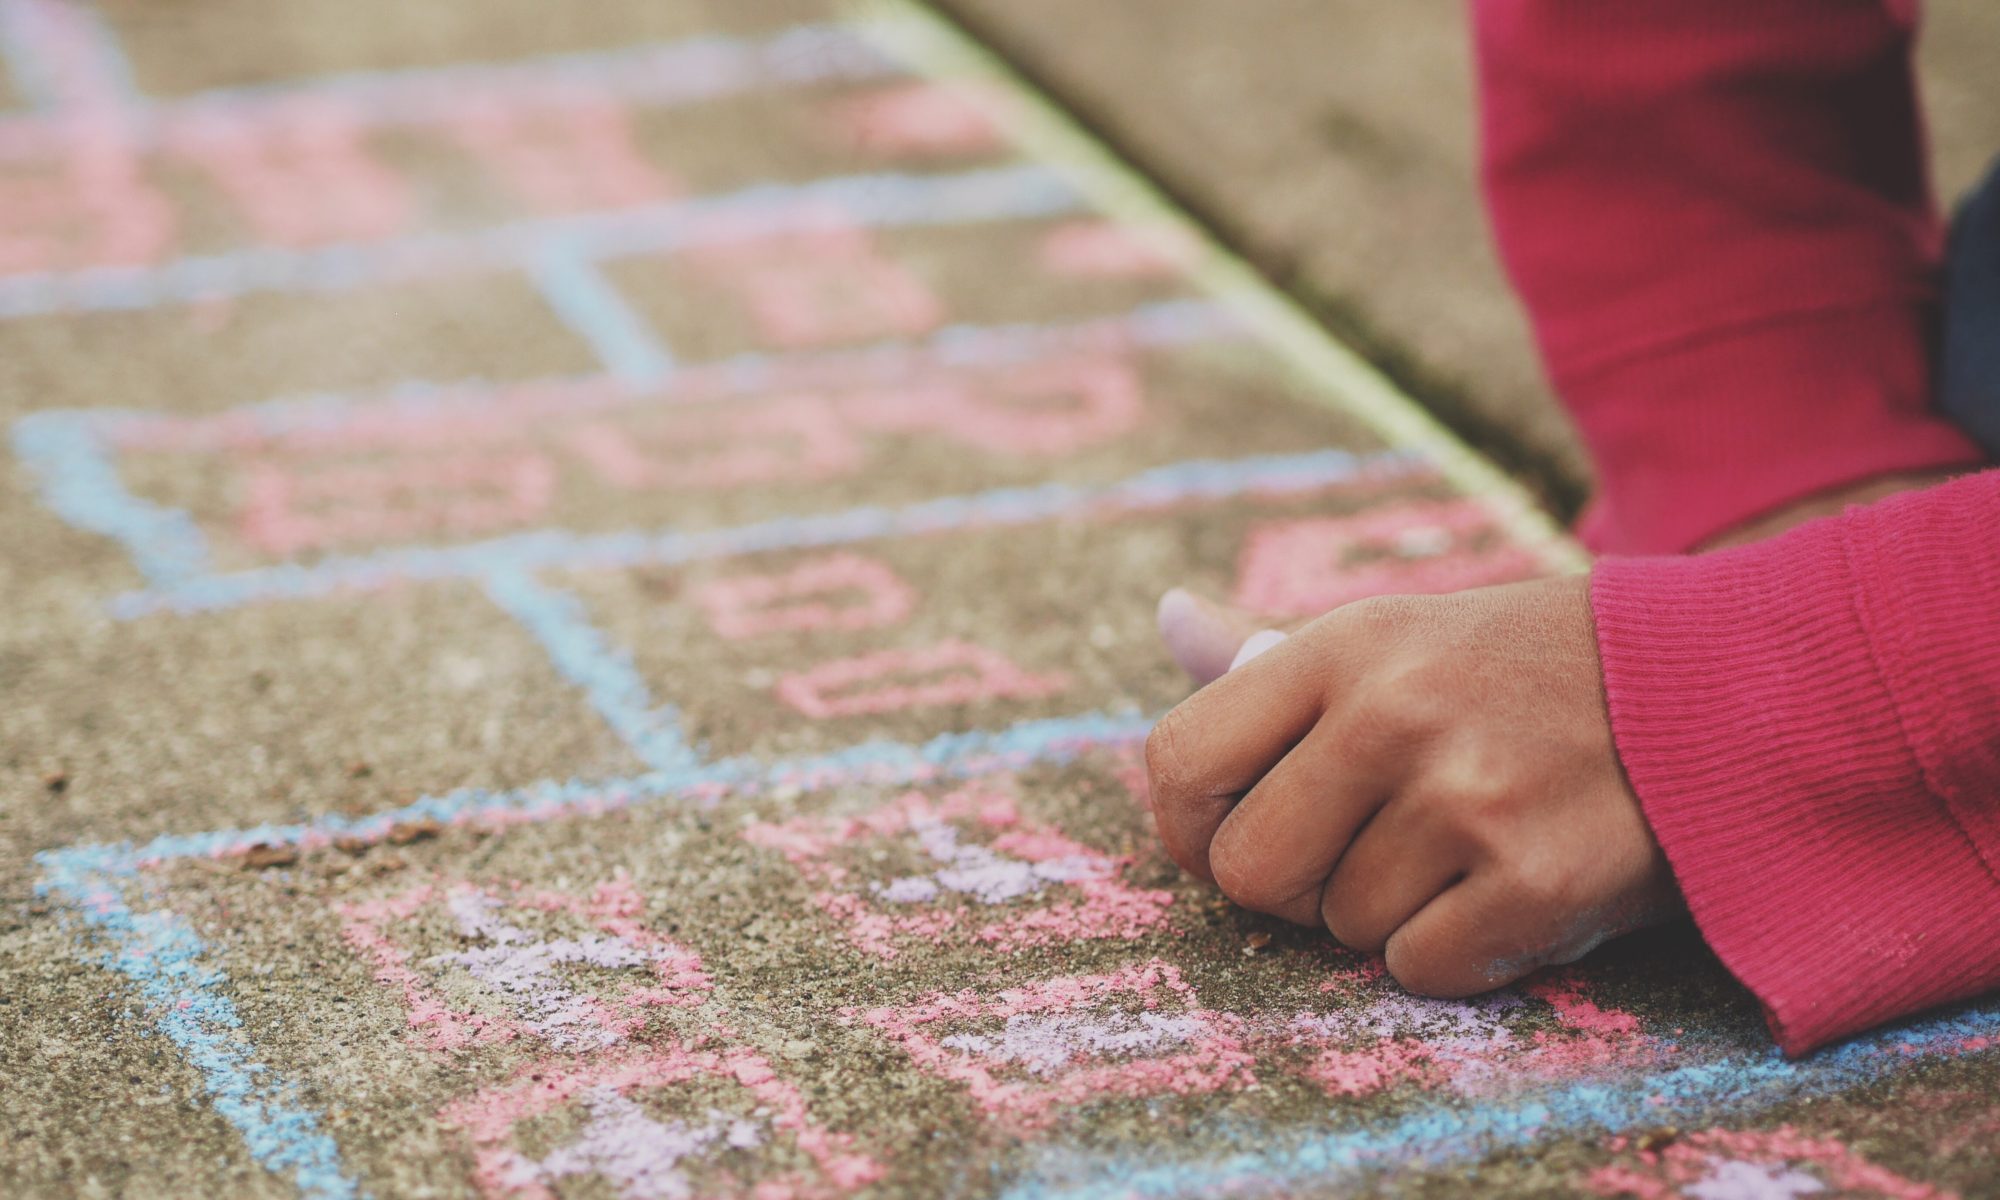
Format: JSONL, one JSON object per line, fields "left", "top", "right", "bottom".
{"left": 1229, "top": 629, "right": 1287, "bottom": 671}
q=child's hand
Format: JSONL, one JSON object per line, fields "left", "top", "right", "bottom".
{"left": 1145, "top": 575, "right": 1681, "bottom": 995}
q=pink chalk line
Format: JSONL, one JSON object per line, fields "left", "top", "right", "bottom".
{"left": 854, "top": 960, "right": 1254, "bottom": 1127}
{"left": 743, "top": 785, "right": 1172, "bottom": 959}
{"left": 335, "top": 872, "right": 710, "bottom": 1055}
{"left": 439, "top": 1040, "right": 883, "bottom": 1200}
{"left": 694, "top": 553, "right": 918, "bottom": 640}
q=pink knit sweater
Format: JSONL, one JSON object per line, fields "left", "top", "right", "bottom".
{"left": 1475, "top": 1, "right": 2000, "bottom": 1052}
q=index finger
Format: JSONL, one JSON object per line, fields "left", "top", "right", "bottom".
{"left": 1144, "top": 623, "right": 1339, "bottom": 881}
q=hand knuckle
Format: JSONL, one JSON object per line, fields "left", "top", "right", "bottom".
{"left": 1339, "top": 593, "right": 1424, "bottom": 633}
{"left": 1350, "top": 665, "right": 1446, "bottom": 744}
{"left": 1504, "top": 858, "right": 1580, "bottom": 914}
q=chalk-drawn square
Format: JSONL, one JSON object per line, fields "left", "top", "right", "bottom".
{"left": 439, "top": 1041, "right": 883, "bottom": 1200}
{"left": 744, "top": 784, "right": 1172, "bottom": 960}
{"left": 336, "top": 871, "right": 711, "bottom": 1055}
{"left": 693, "top": 553, "right": 917, "bottom": 640}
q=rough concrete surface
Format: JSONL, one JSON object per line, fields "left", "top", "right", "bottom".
{"left": 938, "top": 0, "right": 2000, "bottom": 512}
{"left": 3, "top": 3, "right": 1999, "bottom": 1199}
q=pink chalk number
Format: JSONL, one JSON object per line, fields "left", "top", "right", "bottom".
{"left": 694, "top": 554, "right": 917, "bottom": 639}
{"left": 568, "top": 398, "right": 864, "bottom": 491}
{"left": 236, "top": 450, "right": 555, "bottom": 556}
{"left": 1232, "top": 499, "right": 1542, "bottom": 617}
{"left": 693, "top": 219, "right": 944, "bottom": 348}
{"left": 773, "top": 640, "right": 1066, "bottom": 719}
{"left": 444, "top": 95, "right": 679, "bottom": 212}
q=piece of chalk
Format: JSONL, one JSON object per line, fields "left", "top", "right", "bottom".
{"left": 1229, "top": 628, "right": 1287, "bottom": 671}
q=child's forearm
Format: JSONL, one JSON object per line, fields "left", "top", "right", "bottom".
{"left": 1474, "top": 0, "right": 1982, "bottom": 554}
{"left": 1594, "top": 470, "right": 2000, "bottom": 1053}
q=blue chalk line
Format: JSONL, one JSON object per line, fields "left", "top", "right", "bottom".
{"left": 11, "top": 410, "right": 213, "bottom": 587}
{"left": 38, "top": 858, "right": 362, "bottom": 1200}
{"left": 1000, "top": 999, "right": 2000, "bottom": 1200}
{"left": 528, "top": 238, "right": 676, "bottom": 387}
{"left": 99, "top": 447, "right": 1424, "bottom": 617}
{"left": 0, "top": 164, "right": 1085, "bottom": 319}
{"left": 480, "top": 568, "right": 700, "bottom": 772}
{"left": 0, "top": 23, "right": 895, "bottom": 148}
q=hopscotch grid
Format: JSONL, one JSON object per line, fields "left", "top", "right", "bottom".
{"left": 22, "top": 4, "right": 1973, "bottom": 1199}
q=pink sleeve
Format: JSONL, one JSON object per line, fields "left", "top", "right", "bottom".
{"left": 1592, "top": 470, "right": 2000, "bottom": 1053}
{"left": 1473, "top": 0, "right": 1983, "bottom": 554}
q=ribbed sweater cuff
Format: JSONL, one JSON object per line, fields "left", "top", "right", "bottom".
{"left": 1592, "top": 481, "right": 2000, "bottom": 1054}
{"left": 1564, "top": 303, "right": 1983, "bottom": 556}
